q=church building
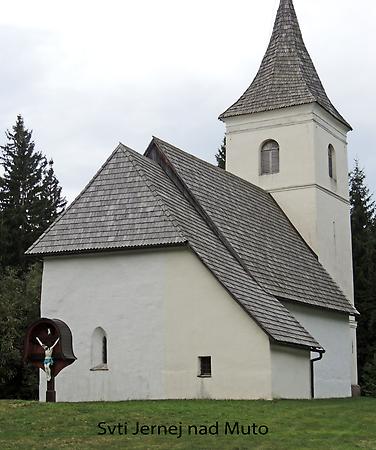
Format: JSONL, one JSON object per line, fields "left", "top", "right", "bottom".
{"left": 28, "top": 0, "right": 358, "bottom": 401}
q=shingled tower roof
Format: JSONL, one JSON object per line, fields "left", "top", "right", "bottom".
{"left": 219, "top": 0, "right": 351, "bottom": 129}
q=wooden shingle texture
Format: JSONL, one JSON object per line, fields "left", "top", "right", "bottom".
{"left": 219, "top": 0, "right": 351, "bottom": 129}
{"left": 27, "top": 146, "right": 187, "bottom": 254}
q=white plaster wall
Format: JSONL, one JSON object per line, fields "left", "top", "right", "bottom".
{"left": 271, "top": 345, "right": 311, "bottom": 399}
{"left": 164, "top": 250, "right": 272, "bottom": 400}
{"left": 40, "top": 247, "right": 272, "bottom": 401}
{"left": 315, "top": 188, "right": 354, "bottom": 304}
{"left": 40, "top": 250, "right": 167, "bottom": 402}
{"left": 283, "top": 302, "right": 352, "bottom": 398}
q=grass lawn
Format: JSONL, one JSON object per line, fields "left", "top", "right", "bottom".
{"left": 0, "top": 398, "right": 375, "bottom": 449}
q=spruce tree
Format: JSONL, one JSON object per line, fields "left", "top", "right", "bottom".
{"left": 349, "top": 161, "right": 376, "bottom": 395}
{"left": 0, "top": 115, "right": 66, "bottom": 269}
{"left": 215, "top": 137, "right": 226, "bottom": 169}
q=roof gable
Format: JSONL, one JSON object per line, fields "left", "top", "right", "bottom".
{"left": 27, "top": 145, "right": 186, "bottom": 255}
{"left": 219, "top": 0, "right": 351, "bottom": 129}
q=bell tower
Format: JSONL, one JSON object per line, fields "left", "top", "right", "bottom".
{"left": 220, "top": 0, "right": 358, "bottom": 389}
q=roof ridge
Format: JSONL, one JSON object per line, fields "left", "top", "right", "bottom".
{"left": 124, "top": 145, "right": 187, "bottom": 243}
{"left": 26, "top": 144, "right": 126, "bottom": 255}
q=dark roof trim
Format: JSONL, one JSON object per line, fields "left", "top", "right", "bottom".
{"left": 28, "top": 241, "right": 189, "bottom": 258}
{"left": 271, "top": 340, "right": 325, "bottom": 353}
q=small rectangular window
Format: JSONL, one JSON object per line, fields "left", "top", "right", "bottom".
{"left": 198, "top": 356, "right": 212, "bottom": 377}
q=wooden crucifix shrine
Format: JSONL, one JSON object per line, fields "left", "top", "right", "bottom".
{"left": 23, "top": 318, "right": 76, "bottom": 402}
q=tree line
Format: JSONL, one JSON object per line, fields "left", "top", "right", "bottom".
{"left": 0, "top": 115, "right": 66, "bottom": 398}
{"left": 216, "top": 141, "right": 376, "bottom": 396}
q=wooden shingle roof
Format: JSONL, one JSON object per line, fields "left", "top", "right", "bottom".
{"left": 26, "top": 145, "right": 187, "bottom": 254}
{"left": 219, "top": 0, "right": 351, "bottom": 129}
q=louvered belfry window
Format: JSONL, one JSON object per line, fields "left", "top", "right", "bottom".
{"left": 261, "top": 140, "right": 279, "bottom": 175}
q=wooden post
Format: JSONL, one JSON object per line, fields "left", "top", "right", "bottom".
{"left": 46, "top": 376, "right": 56, "bottom": 402}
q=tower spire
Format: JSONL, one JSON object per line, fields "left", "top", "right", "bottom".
{"left": 220, "top": 0, "right": 351, "bottom": 129}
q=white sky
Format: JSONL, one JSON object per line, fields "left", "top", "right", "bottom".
{"left": 0, "top": 0, "right": 375, "bottom": 201}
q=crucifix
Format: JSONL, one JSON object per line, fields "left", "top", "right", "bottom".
{"left": 36, "top": 335, "right": 60, "bottom": 402}
{"left": 23, "top": 318, "right": 76, "bottom": 403}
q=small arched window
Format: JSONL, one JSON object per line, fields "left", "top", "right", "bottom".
{"left": 261, "top": 140, "right": 279, "bottom": 175}
{"left": 328, "top": 145, "right": 336, "bottom": 180}
{"left": 91, "top": 327, "right": 108, "bottom": 370}
{"left": 102, "top": 336, "right": 107, "bottom": 364}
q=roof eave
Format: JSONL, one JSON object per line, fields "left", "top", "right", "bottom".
{"left": 219, "top": 101, "right": 352, "bottom": 131}
{"left": 27, "top": 241, "right": 189, "bottom": 258}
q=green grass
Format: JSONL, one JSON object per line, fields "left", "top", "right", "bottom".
{"left": 0, "top": 398, "right": 375, "bottom": 449}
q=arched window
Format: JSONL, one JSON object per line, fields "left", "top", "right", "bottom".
{"left": 328, "top": 145, "right": 336, "bottom": 180}
{"left": 261, "top": 140, "right": 279, "bottom": 175}
{"left": 91, "top": 327, "right": 108, "bottom": 370}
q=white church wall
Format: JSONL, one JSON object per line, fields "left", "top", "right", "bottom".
{"left": 163, "top": 249, "right": 272, "bottom": 400}
{"left": 40, "top": 247, "right": 272, "bottom": 401}
{"left": 315, "top": 188, "right": 354, "bottom": 304}
{"left": 283, "top": 302, "right": 352, "bottom": 398}
{"left": 271, "top": 345, "right": 311, "bottom": 399}
{"left": 40, "top": 249, "right": 168, "bottom": 401}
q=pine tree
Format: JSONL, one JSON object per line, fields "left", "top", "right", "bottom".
{"left": 0, "top": 115, "right": 66, "bottom": 269}
{"left": 215, "top": 137, "right": 226, "bottom": 169}
{"left": 349, "top": 160, "right": 376, "bottom": 396}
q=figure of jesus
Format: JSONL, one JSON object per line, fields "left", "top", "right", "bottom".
{"left": 36, "top": 337, "right": 60, "bottom": 381}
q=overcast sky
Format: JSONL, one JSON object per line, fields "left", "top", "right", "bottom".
{"left": 0, "top": 0, "right": 375, "bottom": 202}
